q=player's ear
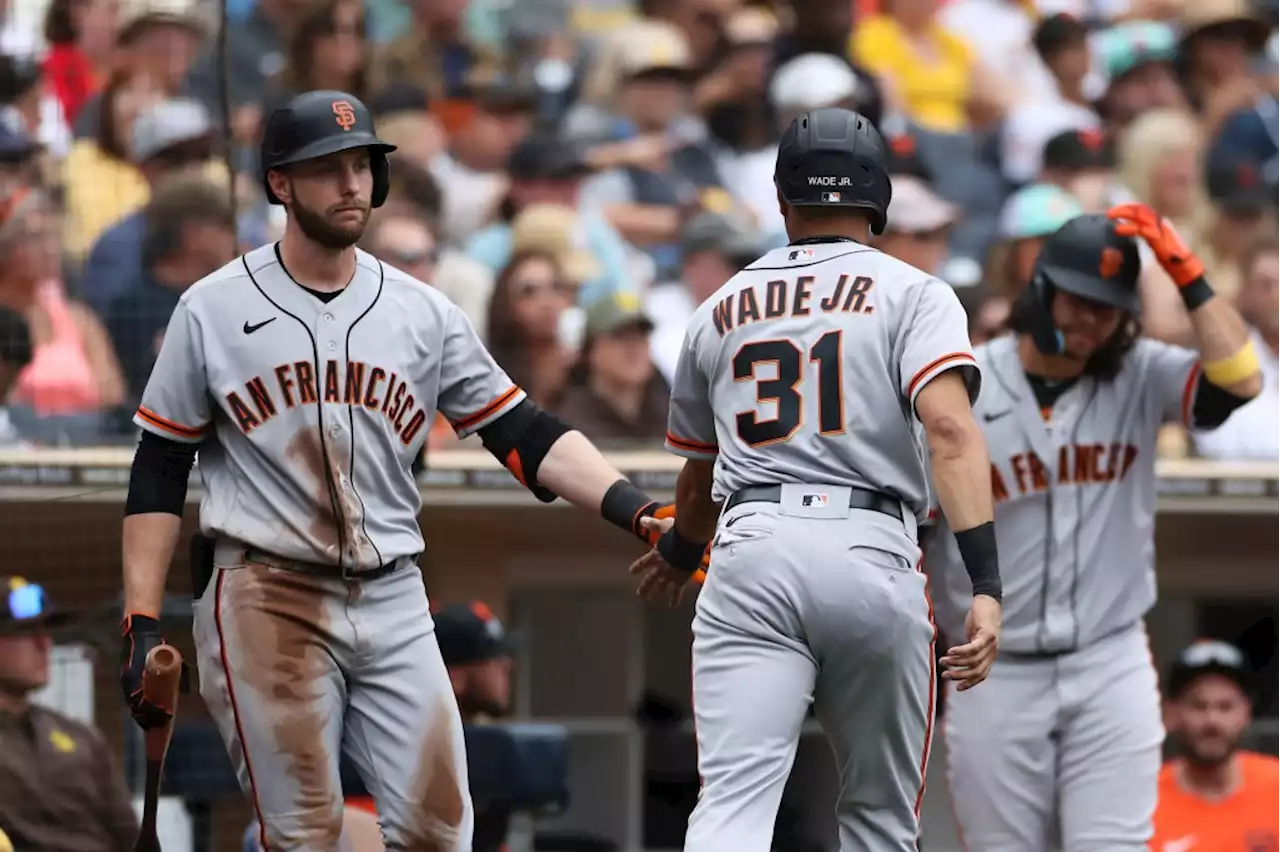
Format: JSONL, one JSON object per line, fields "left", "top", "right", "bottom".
{"left": 266, "top": 169, "right": 291, "bottom": 205}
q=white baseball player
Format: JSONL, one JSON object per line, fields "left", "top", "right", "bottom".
{"left": 117, "top": 90, "right": 685, "bottom": 851}
{"left": 630, "top": 108, "right": 1005, "bottom": 850}
{"left": 927, "top": 206, "right": 1263, "bottom": 851}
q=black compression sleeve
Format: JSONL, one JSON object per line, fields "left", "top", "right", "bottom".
{"left": 124, "top": 431, "right": 198, "bottom": 517}
{"left": 954, "top": 522, "right": 1002, "bottom": 601}
{"left": 477, "top": 399, "right": 568, "bottom": 503}
{"left": 1190, "top": 378, "right": 1253, "bottom": 429}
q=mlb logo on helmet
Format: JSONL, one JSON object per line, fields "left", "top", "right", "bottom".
{"left": 802, "top": 493, "right": 829, "bottom": 508}
{"left": 821, "top": 192, "right": 842, "bottom": 203}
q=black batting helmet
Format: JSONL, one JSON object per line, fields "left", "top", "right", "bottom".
{"left": 1019, "top": 213, "right": 1142, "bottom": 360}
{"left": 259, "top": 90, "right": 397, "bottom": 208}
{"left": 774, "top": 107, "right": 891, "bottom": 235}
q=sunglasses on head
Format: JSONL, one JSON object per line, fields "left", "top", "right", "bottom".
{"left": 383, "top": 245, "right": 439, "bottom": 267}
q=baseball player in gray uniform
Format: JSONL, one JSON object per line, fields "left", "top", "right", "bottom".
{"left": 116, "top": 91, "right": 685, "bottom": 852}
{"left": 927, "top": 205, "right": 1263, "bottom": 851}
{"left": 630, "top": 108, "right": 1005, "bottom": 851}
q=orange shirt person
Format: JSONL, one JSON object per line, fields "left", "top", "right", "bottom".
{"left": 1151, "top": 640, "right": 1279, "bottom": 852}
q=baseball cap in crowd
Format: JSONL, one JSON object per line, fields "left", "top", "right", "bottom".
{"left": 724, "top": 6, "right": 778, "bottom": 48}
{"left": 884, "top": 132, "right": 930, "bottom": 182}
{"left": 1206, "top": 160, "right": 1276, "bottom": 214}
{"left": 616, "top": 20, "right": 695, "bottom": 81}
{"left": 1042, "top": 128, "right": 1115, "bottom": 173}
{"left": 433, "top": 602, "right": 517, "bottom": 667}
{"left": 1095, "top": 21, "right": 1178, "bottom": 81}
{"left": 584, "top": 291, "right": 654, "bottom": 338}
{"left": 0, "top": 576, "right": 74, "bottom": 636}
{"left": 681, "top": 211, "right": 761, "bottom": 265}
{"left": 1178, "top": 0, "right": 1272, "bottom": 54}
{"left": 0, "top": 53, "right": 41, "bottom": 106}
{"left": 1165, "top": 639, "right": 1253, "bottom": 700}
{"left": 884, "top": 176, "right": 959, "bottom": 235}
{"left": 131, "top": 98, "right": 213, "bottom": 164}
{"left": 769, "top": 53, "right": 861, "bottom": 114}
{"left": 998, "top": 183, "right": 1084, "bottom": 241}
{"left": 0, "top": 123, "right": 38, "bottom": 164}
{"left": 115, "top": 0, "right": 206, "bottom": 45}
{"left": 508, "top": 132, "right": 592, "bottom": 182}
{"left": 511, "top": 203, "right": 600, "bottom": 286}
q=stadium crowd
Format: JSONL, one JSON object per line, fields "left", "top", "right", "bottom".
{"left": 0, "top": 0, "right": 1273, "bottom": 460}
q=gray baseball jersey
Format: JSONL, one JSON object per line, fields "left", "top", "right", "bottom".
{"left": 926, "top": 333, "right": 1200, "bottom": 852}
{"left": 136, "top": 243, "right": 524, "bottom": 571}
{"left": 665, "top": 240, "right": 980, "bottom": 519}
{"left": 664, "top": 239, "right": 982, "bottom": 850}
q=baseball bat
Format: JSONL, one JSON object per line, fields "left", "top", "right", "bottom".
{"left": 132, "top": 644, "right": 184, "bottom": 852}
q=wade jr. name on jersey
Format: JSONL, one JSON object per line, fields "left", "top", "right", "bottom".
{"left": 710, "top": 274, "right": 875, "bottom": 336}
{"left": 993, "top": 443, "right": 1141, "bottom": 503}
{"left": 227, "top": 358, "right": 429, "bottom": 445}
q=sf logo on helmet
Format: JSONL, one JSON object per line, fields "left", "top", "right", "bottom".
{"left": 332, "top": 100, "right": 357, "bottom": 131}
{"left": 1099, "top": 246, "right": 1124, "bottom": 279}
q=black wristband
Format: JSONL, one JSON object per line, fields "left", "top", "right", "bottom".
{"left": 954, "top": 521, "right": 1002, "bottom": 601}
{"left": 1178, "top": 276, "right": 1215, "bottom": 312}
{"left": 656, "top": 527, "right": 708, "bottom": 575}
{"left": 601, "top": 479, "right": 658, "bottom": 538}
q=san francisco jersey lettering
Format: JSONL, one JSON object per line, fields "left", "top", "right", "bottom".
{"left": 665, "top": 241, "right": 980, "bottom": 517}
{"left": 925, "top": 334, "right": 1201, "bottom": 653}
{"left": 135, "top": 244, "right": 524, "bottom": 570}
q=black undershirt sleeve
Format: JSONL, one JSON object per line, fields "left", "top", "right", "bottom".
{"left": 124, "top": 430, "right": 199, "bottom": 516}
{"left": 1190, "top": 378, "right": 1252, "bottom": 429}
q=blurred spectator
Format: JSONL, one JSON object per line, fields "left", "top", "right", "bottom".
{"left": 364, "top": 205, "right": 496, "bottom": 336}
{"left": 577, "top": 21, "right": 737, "bottom": 279}
{"left": 0, "top": 124, "right": 43, "bottom": 196}
{"left": 105, "top": 176, "right": 235, "bottom": 407}
{"left": 266, "top": 0, "right": 369, "bottom": 113}
{"left": 368, "top": 85, "right": 446, "bottom": 170}
{"left": 0, "top": 307, "right": 33, "bottom": 446}
{"left": 60, "top": 70, "right": 156, "bottom": 262}
{"left": 1094, "top": 21, "right": 1186, "bottom": 130}
{"left": 468, "top": 132, "right": 634, "bottom": 304}
{"left": 1152, "top": 640, "right": 1279, "bottom": 848}
{"left": 74, "top": 0, "right": 205, "bottom": 139}
{"left": 79, "top": 98, "right": 218, "bottom": 315}
{"left": 991, "top": 183, "right": 1084, "bottom": 297}
{"left": 1001, "top": 14, "right": 1101, "bottom": 186}
{"left": 0, "top": 576, "right": 139, "bottom": 850}
{"left": 556, "top": 292, "right": 668, "bottom": 443}
{"left": 1194, "top": 233, "right": 1279, "bottom": 460}
{"left": 770, "top": 0, "right": 884, "bottom": 131}
{"left": 648, "top": 211, "right": 759, "bottom": 384}
{"left": 41, "top": 0, "right": 117, "bottom": 129}
{"left": 875, "top": 175, "right": 959, "bottom": 278}
{"left": 0, "top": 53, "right": 61, "bottom": 158}
{"left": 0, "top": 188, "right": 124, "bottom": 418}
{"left": 430, "top": 81, "right": 537, "bottom": 245}
{"left": 1116, "top": 108, "right": 1209, "bottom": 236}
{"left": 486, "top": 249, "right": 575, "bottom": 409}
{"left": 697, "top": 7, "right": 778, "bottom": 151}
{"left": 1179, "top": 0, "right": 1273, "bottom": 135}
{"left": 1200, "top": 159, "right": 1277, "bottom": 298}
{"left": 940, "top": 0, "right": 1052, "bottom": 102}
{"left": 640, "top": 0, "right": 735, "bottom": 69}
{"left": 1039, "top": 128, "right": 1118, "bottom": 212}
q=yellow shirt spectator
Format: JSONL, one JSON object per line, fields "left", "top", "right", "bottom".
{"left": 59, "top": 138, "right": 150, "bottom": 262}
{"left": 851, "top": 14, "right": 974, "bottom": 134}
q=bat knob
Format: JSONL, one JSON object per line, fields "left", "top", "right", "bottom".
{"left": 147, "top": 645, "right": 179, "bottom": 674}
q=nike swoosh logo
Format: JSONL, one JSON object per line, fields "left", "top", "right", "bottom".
{"left": 982, "top": 410, "right": 1012, "bottom": 423}
{"left": 243, "top": 318, "right": 277, "bottom": 334}
{"left": 1163, "top": 836, "right": 1196, "bottom": 852}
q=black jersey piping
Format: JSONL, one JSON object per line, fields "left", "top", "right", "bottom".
{"left": 343, "top": 257, "right": 386, "bottom": 571}
{"left": 243, "top": 247, "right": 348, "bottom": 571}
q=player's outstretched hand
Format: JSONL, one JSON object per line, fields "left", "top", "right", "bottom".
{"left": 630, "top": 516, "right": 691, "bottom": 607}
{"left": 941, "top": 594, "right": 1002, "bottom": 691}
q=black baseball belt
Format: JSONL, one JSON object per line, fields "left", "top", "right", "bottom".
{"left": 723, "top": 484, "right": 904, "bottom": 523}
{"left": 239, "top": 545, "right": 409, "bottom": 581}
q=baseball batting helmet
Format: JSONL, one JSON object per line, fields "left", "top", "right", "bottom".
{"left": 774, "top": 107, "right": 891, "bottom": 235}
{"left": 1020, "top": 213, "right": 1142, "bottom": 357}
{"left": 259, "top": 90, "right": 397, "bottom": 208}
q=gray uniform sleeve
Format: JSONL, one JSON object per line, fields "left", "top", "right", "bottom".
{"left": 1139, "top": 339, "right": 1201, "bottom": 426}
{"left": 664, "top": 330, "right": 718, "bottom": 460}
{"left": 437, "top": 304, "right": 527, "bottom": 438}
{"left": 134, "top": 300, "right": 212, "bottom": 443}
{"left": 899, "top": 280, "right": 981, "bottom": 414}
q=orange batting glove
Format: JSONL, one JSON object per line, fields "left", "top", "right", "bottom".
{"left": 1107, "top": 202, "right": 1205, "bottom": 288}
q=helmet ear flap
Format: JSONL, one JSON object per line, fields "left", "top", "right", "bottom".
{"left": 1026, "top": 270, "right": 1065, "bottom": 355}
{"left": 371, "top": 152, "right": 390, "bottom": 208}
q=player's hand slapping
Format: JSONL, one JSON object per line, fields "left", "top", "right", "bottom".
{"left": 941, "top": 595, "right": 1001, "bottom": 691}
{"left": 629, "top": 516, "right": 709, "bottom": 607}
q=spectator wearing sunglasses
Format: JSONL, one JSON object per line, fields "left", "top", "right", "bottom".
{"left": 79, "top": 97, "right": 218, "bottom": 318}
{"left": 0, "top": 576, "right": 139, "bottom": 851}
{"left": 1152, "top": 639, "right": 1279, "bottom": 852}
{"left": 364, "top": 206, "right": 496, "bottom": 338}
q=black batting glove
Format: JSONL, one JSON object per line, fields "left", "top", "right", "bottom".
{"left": 120, "top": 614, "right": 188, "bottom": 730}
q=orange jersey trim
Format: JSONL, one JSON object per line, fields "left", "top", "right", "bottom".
{"left": 909, "top": 352, "right": 976, "bottom": 398}
{"left": 450, "top": 385, "right": 520, "bottom": 432}
{"left": 136, "top": 406, "right": 206, "bottom": 439}
{"left": 666, "top": 431, "right": 718, "bottom": 453}
{"left": 1180, "top": 363, "right": 1201, "bottom": 427}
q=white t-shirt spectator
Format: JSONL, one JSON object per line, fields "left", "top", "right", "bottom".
{"left": 644, "top": 280, "right": 696, "bottom": 386}
{"left": 1001, "top": 99, "right": 1102, "bottom": 185}
{"left": 429, "top": 153, "right": 508, "bottom": 246}
{"left": 1194, "top": 331, "right": 1280, "bottom": 461}
{"left": 940, "top": 0, "right": 1057, "bottom": 103}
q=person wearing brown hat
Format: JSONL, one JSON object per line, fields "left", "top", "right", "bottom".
{"left": 0, "top": 576, "right": 139, "bottom": 851}
{"left": 1179, "top": 0, "right": 1274, "bottom": 131}
{"left": 555, "top": 292, "right": 670, "bottom": 443}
